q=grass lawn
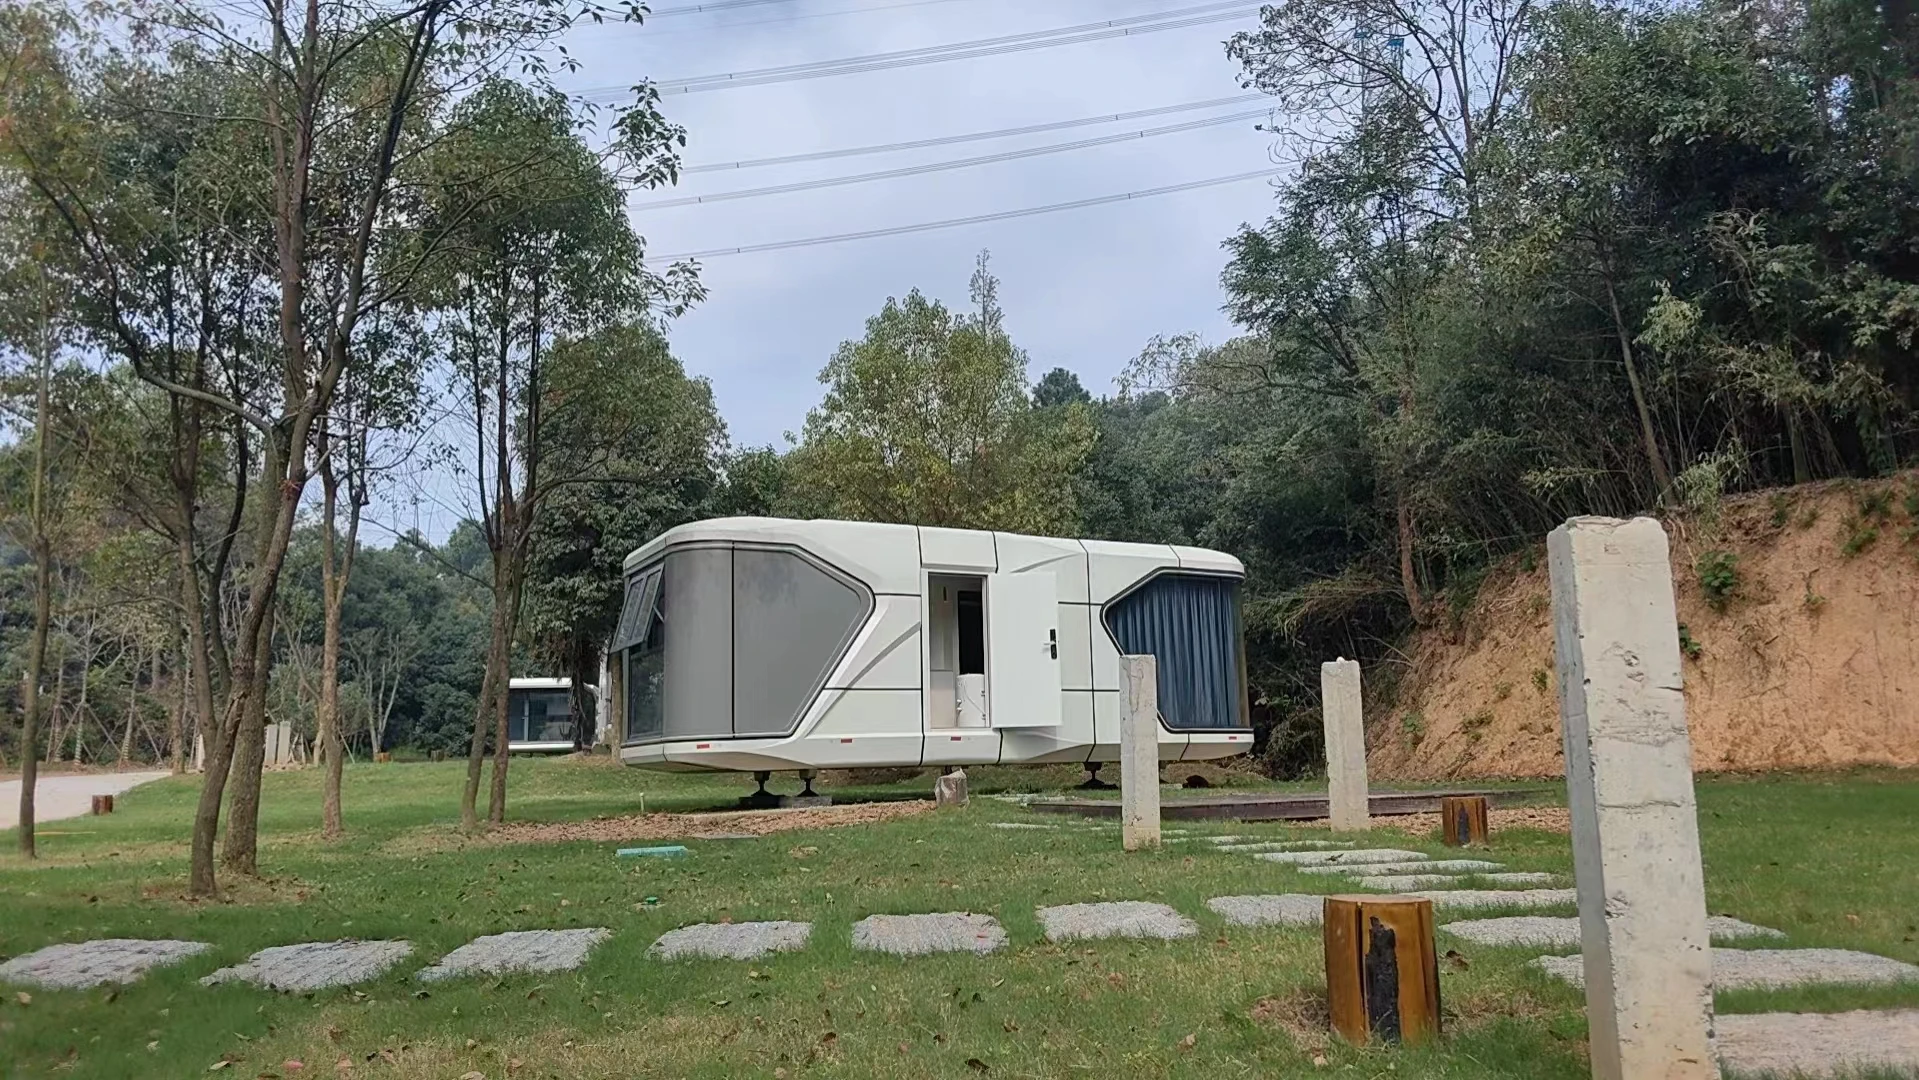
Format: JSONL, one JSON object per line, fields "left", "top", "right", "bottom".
{"left": 2, "top": 760, "right": 1916, "bottom": 1079}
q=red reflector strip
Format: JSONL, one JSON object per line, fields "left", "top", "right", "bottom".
{"left": 950, "top": 736, "right": 962, "bottom": 742}
{"left": 695, "top": 743, "right": 711, "bottom": 750}
{"left": 840, "top": 738, "right": 853, "bottom": 743}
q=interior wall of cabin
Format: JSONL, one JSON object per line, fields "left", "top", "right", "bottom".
{"left": 927, "top": 573, "right": 985, "bottom": 728}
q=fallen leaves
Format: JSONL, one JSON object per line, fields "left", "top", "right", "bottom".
{"left": 1177, "top": 1033, "right": 1196, "bottom": 1052}
{"left": 965, "top": 1057, "right": 990, "bottom": 1072}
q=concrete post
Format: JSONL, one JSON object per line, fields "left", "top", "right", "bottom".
{"left": 1320, "top": 658, "right": 1369, "bottom": 832}
{"left": 1549, "top": 516, "right": 1718, "bottom": 1080}
{"left": 1120, "top": 655, "right": 1161, "bottom": 851}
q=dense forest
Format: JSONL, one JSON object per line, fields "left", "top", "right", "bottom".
{"left": 2, "top": 0, "right": 1915, "bottom": 885}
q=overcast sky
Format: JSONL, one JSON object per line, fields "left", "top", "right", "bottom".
{"left": 379, "top": 0, "right": 1285, "bottom": 542}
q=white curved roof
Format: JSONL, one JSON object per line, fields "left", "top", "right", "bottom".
{"left": 622, "top": 517, "right": 1244, "bottom": 600}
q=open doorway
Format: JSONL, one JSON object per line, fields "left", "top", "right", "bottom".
{"left": 928, "top": 573, "right": 986, "bottom": 730}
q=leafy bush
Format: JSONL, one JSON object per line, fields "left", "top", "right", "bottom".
{"left": 1696, "top": 550, "right": 1740, "bottom": 611}
{"left": 1677, "top": 623, "right": 1703, "bottom": 661}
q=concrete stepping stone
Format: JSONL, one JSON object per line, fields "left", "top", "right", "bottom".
{"left": 1203, "top": 835, "right": 1248, "bottom": 844}
{"left": 1206, "top": 894, "right": 1326, "bottom": 928}
{"left": 648, "top": 921, "right": 811, "bottom": 962}
{"left": 1444, "top": 915, "right": 1785, "bottom": 949}
{"left": 202, "top": 940, "right": 413, "bottom": 992}
{"left": 1037, "top": 901, "right": 1197, "bottom": 942}
{"left": 0, "top": 939, "right": 212, "bottom": 990}
{"left": 852, "top": 913, "right": 1007, "bottom": 956}
{"left": 1218, "top": 840, "right": 1354, "bottom": 853}
{"left": 1300, "top": 859, "right": 1504, "bottom": 876}
{"left": 1717, "top": 1008, "right": 1919, "bottom": 1077}
{"left": 415, "top": 928, "right": 610, "bottom": 983}
{"left": 1255, "top": 848, "right": 1429, "bottom": 867}
{"left": 1532, "top": 948, "right": 1919, "bottom": 991}
{"left": 988, "top": 822, "right": 1059, "bottom": 830}
{"left": 1365, "top": 872, "right": 1559, "bottom": 890}
{"left": 1406, "top": 888, "right": 1579, "bottom": 911}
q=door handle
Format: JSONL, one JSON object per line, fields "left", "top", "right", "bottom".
{"left": 1048, "top": 628, "right": 1057, "bottom": 660}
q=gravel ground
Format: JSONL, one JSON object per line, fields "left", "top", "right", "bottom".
{"left": 1443, "top": 915, "right": 1785, "bottom": 949}
{"left": 1036, "top": 901, "right": 1198, "bottom": 942}
{"left": 1206, "top": 894, "right": 1327, "bottom": 928}
{"left": 0, "top": 939, "right": 211, "bottom": 990}
{"left": 648, "top": 921, "right": 812, "bottom": 961}
{"left": 1532, "top": 948, "right": 1919, "bottom": 991}
{"left": 1364, "top": 872, "right": 1560, "bottom": 890}
{"left": 1300, "top": 859, "right": 1505, "bottom": 876}
{"left": 1717, "top": 1008, "right": 1919, "bottom": 1077}
{"left": 202, "top": 940, "right": 414, "bottom": 992}
{"left": 1255, "top": 848, "right": 1430, "bottom": 866}
{"left": 851, "top": 913, "right": 1007, "bottom": 956}
{"left": 415, "top": 928, "right": 611, "bottom": 982}
{"left": 1407, "top": 888, "right": 1579, "bottom": 911}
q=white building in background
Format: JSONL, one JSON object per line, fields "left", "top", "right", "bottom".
{"left": 505, "top": 677, "right": 596, "bottom": 753}
{"left": 605, "top": 517, "right": 1254, "bottom": 775}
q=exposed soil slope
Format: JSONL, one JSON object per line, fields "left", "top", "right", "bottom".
{"left": 1371, "top": 477, "right": 1919, "bottom": 780}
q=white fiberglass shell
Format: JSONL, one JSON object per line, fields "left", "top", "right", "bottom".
{"left": 612, "top": 517, "right": 1252, "bottom": 773}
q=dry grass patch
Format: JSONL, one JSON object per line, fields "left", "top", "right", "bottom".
{"left": 384, "top": 799, "right": 939, "bottom": 855}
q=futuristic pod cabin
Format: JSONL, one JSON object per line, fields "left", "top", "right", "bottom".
{"left": 609, "top": 517, "right": 1253, "bottom": 773}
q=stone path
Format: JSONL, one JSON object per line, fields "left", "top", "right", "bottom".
{"left": 988, "top": 822, "right": 1058, "bottom": 830}
{"left": 0, "top": 771, "right": 171, "bottom": 829}
{"left": 1300, "top": 859, "right": 1504, "bottom": 876}
{"left": 203, "top": 941, "right": 414, "bottom": 992}
{"left": 1365, "top": 872, "right": 1560, "bottom": 890}
{"left": 1717, "top": 1009, "right": 1919, "bottom": 1077}
{"left": 416, "top": 928, "right": 610, "bottom": 983}
{"left": 1532, "top": 948, "right": 1919, "bottom": 991}
{"left": 648, "top": 921, "right": 811, "bottom": 961}
{"left": 1407, "top": 888, "right": 1579, "bottom": 911}
{"left": 1218, "top": 840, "right": 1353, "bottom": 853}
{"left": 1207, "top": 894, "right": 1326, "bottom": 928}
{"left": 0, "top": 939, "right": 210, "bottom": 990}
{"left": 1444, "top": 915, "right": 1784, "bottom": 949}
{"left": 1036, "top": 901, "right": 1197, "bottom": 942}
{"left": 853, "top": 913, "right": 1007, "bottom": 956}
{"left": 1255, "top": 848, "right": 1429, "bottom": 866}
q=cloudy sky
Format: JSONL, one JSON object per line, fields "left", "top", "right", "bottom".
{"left": 379, "top": 1, "right": 1285, "bottom": 542}
{"left": 564, "top": 0, "right": 1280, "bottom": 443}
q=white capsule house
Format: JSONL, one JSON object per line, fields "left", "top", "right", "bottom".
{"left": 504, "top": 677, "right": 597, "bottom": 753}
{"left": 607, "top": 517, "right": 1254, "bottom": 773}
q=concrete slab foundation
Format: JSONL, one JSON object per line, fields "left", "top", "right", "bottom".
{"left": 648, "top": 921, "right": 812, "bottom": 962}
{"left": 851, "top": 913, "right": 1007, "bottom": 956}
{"left": 1443, "top": 916, "right": 1785, "bottom": 950}
{"left": 1036, "top": 901, "right": 1197, "bottom": 942}
{"left": 415, "top": 929, "right": 611, "bottom": 982}
{"left": 1206, "top": 894, "right": 1326, "bottom": 928}
{"left": 202, "top": 940, "right": 414, "bottom": 992}
{"left": 1716, "top": 1009, "right": 1919, "bottom": 1078}
{"left": 0, "top": 939, "right": 211, "bottom": 990}
{"left": 1532, "top": 948, "right": 1919, "bottom": 992}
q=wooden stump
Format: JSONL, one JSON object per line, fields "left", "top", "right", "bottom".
{"left": 1323, "top": 895, "right": 1441, "bottom": 1045}
{"left": 90, "top": 794, "right": 114, "bottom": 815}
{"left": 1441, "top": 795, "right": 1490, "bottom": 847}
{"left": 376, "top": 752, "right": 392, "bottom": 764}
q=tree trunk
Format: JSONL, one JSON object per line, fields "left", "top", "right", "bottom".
{"left": 18, "top": 292, "right": 54, "bottom": 858}
{"left": 318, "top": 444, "right": 346, "bottom": 839}
{"left": 44, "top": 652, "right": 65, "bottom": 766}
{"left": 119, "top": 644, "right": 141, "bottom": 767}
{"left": 221, "top": 605, "right": 274, "bottom": 875}
{"left": 72, "top": 642, "right": 91, "bottom": 764}
{"left": 170, "top": 623, "right": 187, "bottom": 775}
{"left": 1605, "top": 274, "right": 1673, "bottom": 501}
{"left": 486, "top": 565, "right": 524, "bottom": 824}
{"left": 462, "top": 603, "right": 506, "bottom": 832}
{"left": 1396, "top": 488, "right": 1425, "bottom": 625}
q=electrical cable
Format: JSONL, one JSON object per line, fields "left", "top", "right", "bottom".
{"left": 649, "top": 167, "right": 1274, "bottom": 260}
{"left": 580, "top": 2, "right": 1259, "bottom": 98}
{"left": 636, "top": 108, "right": 1269, "bottom": 209}
{"left": 683, "top": 93, "right": 1264, "bottom": 173}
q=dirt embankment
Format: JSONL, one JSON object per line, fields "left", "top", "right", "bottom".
{"left": 1371, "top": 477, "right": 1919, "bottom": 781}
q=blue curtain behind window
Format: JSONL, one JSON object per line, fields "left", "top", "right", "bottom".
{"left": 1105, "top": 574, "right": 1244, "bottom": 730}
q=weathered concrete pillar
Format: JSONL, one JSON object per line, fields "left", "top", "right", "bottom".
{"left": 1120, "top": 655, "right": 1161, "bottom": 851}
{"left": 1320, "top": 658, "right": 1369, "bottom": 832}
{"left": 1549, "top": 516, "right": 1718, "bottom": 1080}
{"left": 935, "top": 768, "right": 968, "bottom": 808}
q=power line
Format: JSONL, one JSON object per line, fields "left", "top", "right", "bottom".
{"left": 582, "top": 3, "right": 1260, "bottom": 98}
{"left": 646, "top": 0, "right": 803, "bottom": 17}
{"left": 637, "top": 108, "right": 1270, "bottom": 210}
{"left": 684, "top": 93, "right": 1265, "bottom": 173}
{"left": 637, "top": 0, "right": 992, "bottom": 38}
{"left": 650, "top": 167, "right": 1275, "bottom": 260}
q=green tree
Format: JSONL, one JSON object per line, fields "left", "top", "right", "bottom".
{"left": 786, "top": 253, "right": 1095, "bottom": 534}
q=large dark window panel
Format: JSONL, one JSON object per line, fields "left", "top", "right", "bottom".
{"left": 509, "top": 689, "right": 573, "bottom": 743}
{"left": 1104, "top": 574, "right": 1247, "bottom": 731}
{"left": 662, "top": 548, "right": 734, "bottom": 740}
{"left": 732, "top": 549, "right": 867, "bottom": 736}
{"left": 624, "top": 567, "right": 666, "bottom": 744}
